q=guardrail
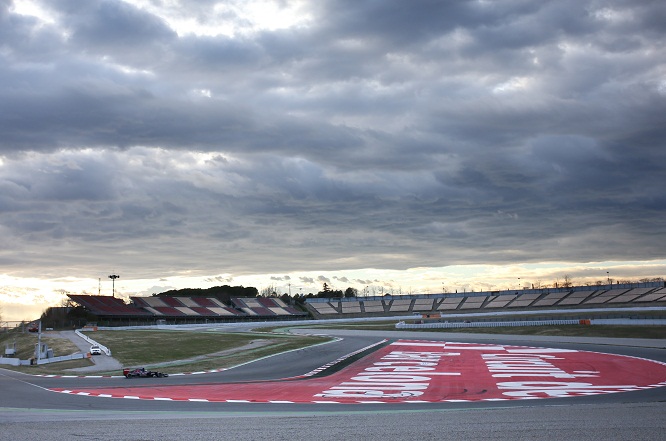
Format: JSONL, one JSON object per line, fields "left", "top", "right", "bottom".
{"left": 75, "top": 329, "right": 112, "bottom": 356}
{"left": 396, "top": 319, "right": 586, "bottom": 329}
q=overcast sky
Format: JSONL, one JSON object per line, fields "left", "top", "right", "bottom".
{"left": 1, "top": 0, "right": 665, "bottom": 321}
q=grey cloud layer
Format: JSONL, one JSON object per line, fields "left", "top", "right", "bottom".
{"left": 1, "top": 0, "right": 665, "bottom": 280}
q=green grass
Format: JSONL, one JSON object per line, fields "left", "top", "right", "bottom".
{"left": 304, "top": 321, "right": 665, "bottom": 339}
{"left": 0, "top": 330, "right": 94, "bottom": 374}
{"left": 81, "top": 329, "right": 329, "bottom": 374}
{"left": 0, "top": 331, "right": 80, "bottom": 360}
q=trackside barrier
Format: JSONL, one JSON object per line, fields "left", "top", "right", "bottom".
{"left": 0, "top": 357, "right": 21, "bottom": 366}
{"left": 83, "top": 310, "right": 666, "bottom": 332}
{"left": 75, "top": 329, "right": 112, "bottom": 356}
{"left": 0, "top": 350, "right": 87, "bottom": 366}
{"left": 395, "top": 319, "right": 583, "bottom": 329}
{"left": 34, "top": 353, "right": 86, "bottom": 365}
{"left": 591, "top": 318, "right": 666, "bottom": 325}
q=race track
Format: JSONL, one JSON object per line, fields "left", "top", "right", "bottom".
{"left": 1, "top": 328, "right": 665, "bottom": 440}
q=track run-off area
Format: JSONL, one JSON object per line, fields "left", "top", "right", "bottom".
{"left": 48, "top": 338, "right": 666, "bottom": 404}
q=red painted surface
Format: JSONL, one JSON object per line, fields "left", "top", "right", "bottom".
{"left": 51, "top": 340, "right": 666, "bottom": 403}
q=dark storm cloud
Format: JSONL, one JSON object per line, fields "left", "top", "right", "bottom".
{"left": 0, "top": 0, "right": 665, "bottom": 281}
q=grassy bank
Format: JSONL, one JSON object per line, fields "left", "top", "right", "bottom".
{"left": 0, "top": 331, "right": 80, "bottom": 360}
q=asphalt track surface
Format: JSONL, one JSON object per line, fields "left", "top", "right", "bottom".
{"left": 1, "top": 328, "right": 665, "bottom": 440}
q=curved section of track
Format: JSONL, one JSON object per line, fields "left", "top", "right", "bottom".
{"left": 1, "top": 329, "right": 665, "bottom": 440}
{"left": 46, "top": 339, "right": 666, "bottom": 404}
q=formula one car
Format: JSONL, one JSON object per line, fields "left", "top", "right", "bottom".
{"left": 123, "top": 367, "right": 169, "bottom": 378}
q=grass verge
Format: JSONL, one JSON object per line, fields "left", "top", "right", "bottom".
{"left": 0, "top": 331, "right": 93, "bottom": 374}
{"left": 0, "top": 331, "right": 81, "bottom": 360}
{"left": 1, "top": 329, "right": 329, "bottom": 375}
{"left": 304, "top": 321, "right": 665, "bottom": 339}
{"left": 83, "top": 329, "right": 329, "bottom": 375}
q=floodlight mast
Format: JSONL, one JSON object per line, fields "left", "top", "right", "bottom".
{"left": 109, "top": 274, "right": 120, "bottom": 297}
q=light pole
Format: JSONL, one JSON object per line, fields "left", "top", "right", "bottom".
{"left": 109, "top": 274, "right": 119, "bottom": 298}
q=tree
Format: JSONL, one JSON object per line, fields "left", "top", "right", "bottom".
{"left": 317, "top": 283, "right": 332, "bottom": 297}
{"left": 316, "top": 283, "right": 344, "bottom": 298}
{"left": 344, "top": 287, "right": 358, "bottom": 298}
{"left": 562, "top": 275, "right": 573, "bottom": 288}
{"left": 260, "top": 285, "right": 277, "bottom": 297}
{"left": 157, "top": 285, "right": 259, "bottom": 303}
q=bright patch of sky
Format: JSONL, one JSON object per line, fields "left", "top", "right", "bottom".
{"left": 10, "top": 0, "right": 54, "bottom": 24}
{"left": 123, "top": 0, "right": 312, "bottom": 37}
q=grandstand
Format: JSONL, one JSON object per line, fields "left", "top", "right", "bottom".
{"left": 413, "top": 298, "right": 435, "bottom": 312}
{"left": 508, "top": 293, "right": 541, "bottom": 308}
{"left": 66, "top": 281, "right": 665, "bottom": 326}
{"left": 67, "top": 293, "right": 306, "bottom": 325}
{"left": 67, "top": 295, "right": 152, "bottom": 317}
{"left": 389, "top": 299, "right": 412, "bottom": 312}
{"left": 308, "top": 301, "right": 339, "bottom": 315}
{"left": 437, "top": 297, "right": 464, "bottom": 311}
{"left": 362, "top": 300, "right": 385, "bottom": 313}
{"left": 532, "top": 291, "right": 568, "bottom": 307}
{"left": 635, "top": 288, "right": 666, "bottom": 303}
{"left": 304, "top": 282, "right": 666, "bottom": 319}
{"left": 558, "top": 290, "right": 596, "bottom": 306}
{"left": 584, "top": 288, "right": 628, "bottom": 304}
{"left": 340, "top": 301, "right": 362, "bottom": 314}
{"left": 459, "top": 296, "right": 486, "bottom": 310}
{"left": 230, "top": 297, "right": 307, "bottom": 317}
{"left": 484, "top": 294, "right": 516, "bottom": 309}
{"left": 131, "top": 296, "right": 244, "bottom": 317}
